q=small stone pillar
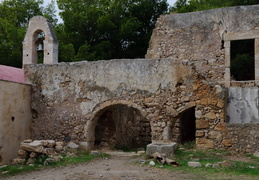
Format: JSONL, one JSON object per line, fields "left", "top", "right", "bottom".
{"left": 146, "top": 142, "right": 177, "bottom": 157}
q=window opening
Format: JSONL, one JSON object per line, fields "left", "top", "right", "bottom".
{"left": 230, "top": 39, "right": 255, "bottom": 81}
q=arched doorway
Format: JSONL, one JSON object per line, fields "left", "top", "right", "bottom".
{"left": 179, "top": 107, "right": 196, "bottom": 144}
{"left": 89, "top": 104, "right": 151, "bottom": 150}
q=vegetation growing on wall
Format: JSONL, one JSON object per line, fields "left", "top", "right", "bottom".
{"left": 172, "top": 0, "right": 259, "bottom": 13}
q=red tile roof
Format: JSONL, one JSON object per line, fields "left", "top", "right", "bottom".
{"left": 0, "top": 65, "right": 25, "bottom": 83}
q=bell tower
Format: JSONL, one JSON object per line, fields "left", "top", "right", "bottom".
{"left": 23, "top": 16, "right": 58, "bottom": 65}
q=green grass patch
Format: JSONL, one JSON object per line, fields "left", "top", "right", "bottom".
{"left": 154, "top": 141, "right": 259, "bottom": 179}
{"left": 247, "top": 153, "right": 259, "bottom": 162}
{"left": 0, "top": 151, "right": 108, "bottom": 178}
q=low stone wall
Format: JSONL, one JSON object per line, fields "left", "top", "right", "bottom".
{"left": 0, "top": 80, "right": 32, "bottom": 165}
{"left": 224, "top": 124, "right": 259, "bottom": 153}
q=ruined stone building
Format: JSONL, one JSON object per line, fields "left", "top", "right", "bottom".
{"left": 1, "top": 5, "right": 259, "bottom": 165}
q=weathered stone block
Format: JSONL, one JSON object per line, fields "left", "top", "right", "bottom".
{"left": 196, "top": 138, "right": 214, "bottom": 149}
{"left": 204, "top": 112, "right": 216, "bottom": 120}
{"left": 67, "top": 141, "right": 79, "bottom": 149}
{"left": 12, "top": 158, "right": 26, "bottom": 165}
{"left": 222, "top": 139, "right": 232, "bottom": 147}
{"left": 144, "top": 97, "right": 153, "bottom": 103}
{"left": 253, "top": 151, "right": 259, "bottom": 158}
{"left": 17, "top": 149, "right": 28, "bottom": 159}
{"left": 23, "top": 139, "right": 33, "bottom": 143}
{"left": 216, "top": 100, "right": 224, "bottom": 108}
{"left": 188, "top": 161, "right": 202, "bottom": 167}
{"left": 195, "top": 130, "right": 205, "bottom": 137}
{"left": 200, "top": 98, "right": 208, "bottom": 105}
{"left": 146, "top": 143, "right": 177, "bottom": 157}
{"left": 55, "top": 146, "right": 63, "bottom": 152}
{"left": 20, "top": 141, "right": 44, "bottom": 153}
{"left": 29, "top": 152, "right": 37, "bottom": 158}
{"left": 196, "top": 120, "right": 209, "bottom": 129}
{"left": 79, "top": 142, "right": 91, "bottom": 150}
{"left": 227, "top": 87, "right": 259, "bottom": 123}
{"left": 56, "top": 141, "right": 64, "bottom": 146}
{"left": 214, "top": 124, "right": 225, "bottom": 131}
{"left": 208, "top": 131, "right": 222, "bottom": 140}
{"left": 43, "top": 148, "right": 56, "bottom": 155}
{"left": 43, "top": 140, "right": 56, "bottom": 148}
{"left": 166, "top": 106, "right": 178, "bottom": 117}
{"left": 195, "top": 110, "right": 202, "bottom": 119}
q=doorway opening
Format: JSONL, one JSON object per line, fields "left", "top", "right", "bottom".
{"left": 94, "top": 104, "right": 151, "bottom": 150}
{"left": 230, "top": 39, "right": 255, "bottom": 81}
{"left": 180, "top": 107, "right": 196, "bottom": 144}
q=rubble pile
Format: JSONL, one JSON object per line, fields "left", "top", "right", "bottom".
{"left": 12, "top": 139, "right": 65, "bottom": 165}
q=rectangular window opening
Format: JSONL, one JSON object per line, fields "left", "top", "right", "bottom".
{"left": 230, "top": 39, "right": 255, "bottom": 81}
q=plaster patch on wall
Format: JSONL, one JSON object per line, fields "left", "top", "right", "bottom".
{"left": 227, "top": 87, "right": 259, "bottom": 123}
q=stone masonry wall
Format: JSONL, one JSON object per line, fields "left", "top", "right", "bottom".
{"left": 224, "top": 124, "right": 259, "bottom": 154}
{"left": 146, "top": 5, "right": 259, "bottom": 153}
{"left": 146, "top": 5, "right": 259, "bottom": 85}
{"left": 23, "top": 6, "right": 259, "bottom": 153}
{"left": 24, "top": 59, "right": 226, "bottom": 150}
{"left": 24, "top": 59, "right": 187, "bottom": 142}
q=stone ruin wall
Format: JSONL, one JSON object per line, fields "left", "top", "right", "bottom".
{"left": 146, "top": 5, "right": 259, "bottom": 153}
{"left": 19, "top": 5, "right": 259, "bottom": 155}
{"left": 24, "top": 59, "right": 227, "bottom": 151}
{"left": 146, "top": 5, "right": 259, "bottom": 85}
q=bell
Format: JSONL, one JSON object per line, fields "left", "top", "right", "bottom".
{"left": 37, "top": 43, "right": 43, "bottom": 51}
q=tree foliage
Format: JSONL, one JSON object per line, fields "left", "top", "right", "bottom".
{"left": 0, "top": 0, "right": 57, "bottom": 67}
{"left": 2, "top": 0, "right": 258, "bottom": 67}
{"left": 173, "top": 0, "right": 259, "bottom": 13}
{"left": 57, "top": 0, "right": 169, "bottom": 62}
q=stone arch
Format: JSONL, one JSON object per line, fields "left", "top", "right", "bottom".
{"left": 23, "top": 16, "right": 58, "bottom": 66}
{"left": 84, "top": 100, "right": 151, "bottom": 149}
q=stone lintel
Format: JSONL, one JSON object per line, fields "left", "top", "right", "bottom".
{"left": 224, "top": 30, "right": 259, "bottom": 41}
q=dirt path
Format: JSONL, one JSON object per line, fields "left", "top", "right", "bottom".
{"left": 2, "top": 152, "right": 203, "bottom": 180}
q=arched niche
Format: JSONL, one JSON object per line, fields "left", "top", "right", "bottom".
{"left": 84, "top": 101, "right": 151, "bottom": 150}
{"left": 23, "top": 16, "right": 58, "bottom": 66}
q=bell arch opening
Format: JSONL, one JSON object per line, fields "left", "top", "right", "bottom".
{"left": 33, "top": 30, "right": 45, "bottom": 64}
{"left": 179, "top": 107, "right": 196, "bottom": 144}
{"left": 93, "top": 104, "right": 151, "bottom": 150}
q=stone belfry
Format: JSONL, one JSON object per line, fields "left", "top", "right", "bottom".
{"left": 23, "top": 16, "right": 58, "bottom": 65}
